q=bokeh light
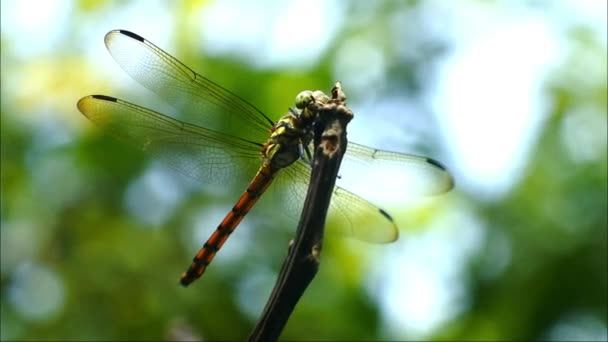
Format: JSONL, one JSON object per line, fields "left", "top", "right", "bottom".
{"left": 1, "top": 0, "right": 606, "bottom": 341}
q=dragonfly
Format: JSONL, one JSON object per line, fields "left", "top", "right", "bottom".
{"left": 77, "top": 30, "right": 454, "bottom": 287}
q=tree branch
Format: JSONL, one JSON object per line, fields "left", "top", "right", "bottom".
{"left": 248, "top": 83, "right": 352, "bottom": 341}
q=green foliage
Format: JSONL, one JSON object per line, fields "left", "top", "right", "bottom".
{"left": 1, "top": 0, "right": 606, "bottom": 341}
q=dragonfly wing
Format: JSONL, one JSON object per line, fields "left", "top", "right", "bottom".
{"left": 275, "top": 141, "right": 453, "bottom": 243}
{"left": 328, "top": 185, "right": 400, "bottom": 243}
{"left": 77, "top": 95, "right": 262, "bottom": 189}
{"left": 276, "top": 160, "right": 399, "bottom": 244}
{"left": 103, "top": 30, "right": 273, "bottom": 143}
{"left": 337, "top": 142, "right": 454, "bottom": 206}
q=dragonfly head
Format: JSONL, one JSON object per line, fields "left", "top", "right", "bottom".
{"left": 294, "top": 90, "right": 314, "bottom": 109}
{"left": 295, "top": 90, "right": 331, "bottom": 108}
{"left": 294, "top": 90, "right": 330, "bottom": 122}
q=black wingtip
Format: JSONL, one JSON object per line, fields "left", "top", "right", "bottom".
{"left": 77, "top": 95, "right": 118, "bottom": 117}
{"left": 106, "top": 29, "right": 145, "bottom": 42}
{"left": 90, "top": 94, "right": 118, "bottom": 102}
{"left": 425, "top": 157, "right": 447, "bottom": 171}
{"left": 378, "top": 208, "right": 394, "bottom": 222}
{"left": 112, "top": 29, "right": 145, "bottom": 42}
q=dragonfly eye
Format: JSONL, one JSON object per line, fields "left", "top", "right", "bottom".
{"left": 312, "top": 90, "right": 330, "bottom": 104}
{"left": 294, "top": 90, "right": 314, "bottom": 109}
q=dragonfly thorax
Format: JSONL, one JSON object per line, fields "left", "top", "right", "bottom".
{"left": 263, "top": 110, "right": 313, "bottom": 170}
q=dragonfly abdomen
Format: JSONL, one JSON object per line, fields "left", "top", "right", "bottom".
{"left": 180, "top": 164, "right": 277, "bottom": 286}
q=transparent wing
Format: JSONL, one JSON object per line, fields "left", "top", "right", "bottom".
{"left": 103, "top": 29, "right": 273, "bottom": 143}
{"left": 277, "top": 160, "right": 399, "bottom": 243}
{"left": 77, "top": 95, "right": 262, "bottom": 190}
{"left": 337, "top": 142, "right": 454, "bottom": 205}
{"left": 275, "top": 142, "right": 454, "bottom": 244}
{"left": 76, "top": 95, "right": 378, "bottom": 243}
{"left": 77, "top": 95, "right": 392, "bottom": 243}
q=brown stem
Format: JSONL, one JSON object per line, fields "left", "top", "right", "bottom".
{"left": 248, "top": 83, "right": 352, "bottom": 342}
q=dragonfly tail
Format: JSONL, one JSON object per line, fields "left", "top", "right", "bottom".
{"left": 180, "top": 165, "right": 276, "bottom": 287}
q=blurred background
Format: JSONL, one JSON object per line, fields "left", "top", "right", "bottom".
{"left": 1, "top": 0, "right": 606, "bottom": 341}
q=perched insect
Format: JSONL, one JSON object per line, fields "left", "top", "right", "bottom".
{"left": 78, "top": 30, "right": 454, "bottom": 286}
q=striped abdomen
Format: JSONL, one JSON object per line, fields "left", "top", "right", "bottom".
{"left": 180, "top": 164, "right": 276, "bottom": 286}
